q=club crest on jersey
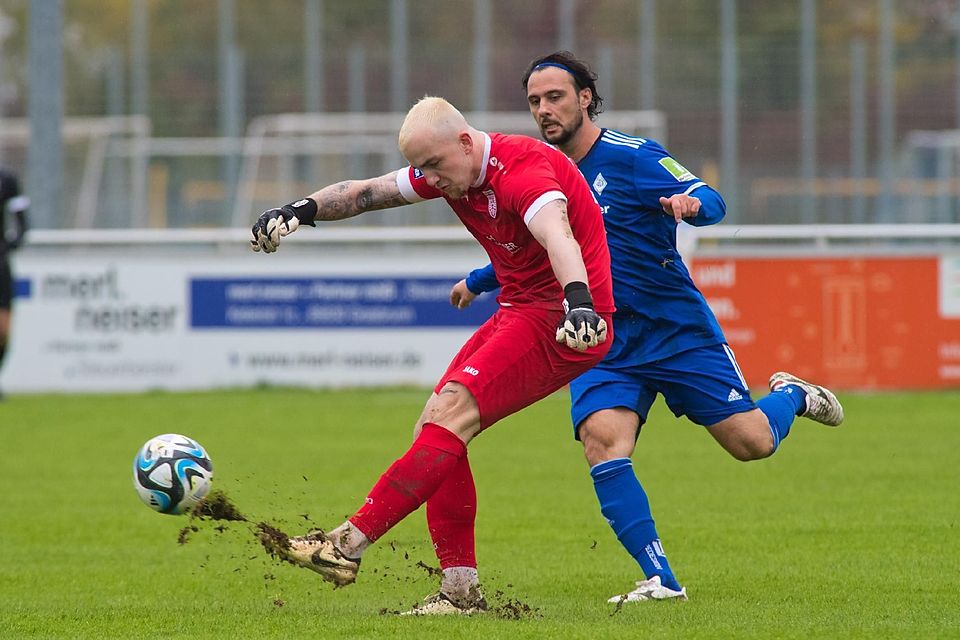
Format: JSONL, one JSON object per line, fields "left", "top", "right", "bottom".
{"left": 592, "top": 172, "right": 608, "bottom": 195}
{"left": 483, "top": 188, "right": 497, "bottom": 218}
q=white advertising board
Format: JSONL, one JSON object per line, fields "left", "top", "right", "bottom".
{"left": 1, "top": 247, "right": 496, "bottom": 393}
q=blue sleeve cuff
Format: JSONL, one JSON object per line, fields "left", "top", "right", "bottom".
{"left": 465, "top": 263, "right": 500, "bottom": 294}
{"left": 685, "top": 185, "right": 726, "bottom": 226}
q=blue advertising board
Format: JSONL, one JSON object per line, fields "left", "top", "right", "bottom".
{"left": 13, "top": 278, "right": 30, "bottom": 298}
{"left": 190, "top": 276, "right": 498, "bottom": 329}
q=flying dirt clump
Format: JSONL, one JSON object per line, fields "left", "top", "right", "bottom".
{"left": 177, "top": 489, "right": 247, "bottom": 544}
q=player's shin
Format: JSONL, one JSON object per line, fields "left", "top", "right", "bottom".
{"left": 590, "top": 457, "right": 682, "bottom": 592}
{"left": 348, "top": 423, "right": 467, "bottom": 543}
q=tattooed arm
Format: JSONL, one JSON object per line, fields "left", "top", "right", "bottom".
{"left": 250, "top": 170, "right": 412, "bottom": 253}
{"left": 307, "top": 170, "right": 410, "bottom": 221}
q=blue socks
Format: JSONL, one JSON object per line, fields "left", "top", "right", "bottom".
{"left": 588, "top": 388, "right": 808, "bottom": 591}
{"left": 757, "top": 385, "right": 807, "bottom": 451}
{"left": 590, "top": 457, "right": 682, "bottom": 592}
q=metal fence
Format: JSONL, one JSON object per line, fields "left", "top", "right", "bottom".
{"left": 2, "top": 0, "right": 960, "bottom": 229}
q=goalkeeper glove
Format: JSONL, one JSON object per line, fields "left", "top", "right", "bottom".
{"left": 555, "top": 281, "right": 607, "bottom": 352}
{"left": 250, "top": 198, "right": 318, "bottom": 253}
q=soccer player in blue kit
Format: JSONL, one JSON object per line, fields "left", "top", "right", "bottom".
{"left": 450, "top": 51, "right": 845, "bottom": 603}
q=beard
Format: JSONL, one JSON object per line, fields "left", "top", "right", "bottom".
{"left": 539, "top": 109, "right": 583, "bottom": 147}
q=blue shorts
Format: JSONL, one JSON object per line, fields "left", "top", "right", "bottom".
{"left": 569, "top": 342, "right": 757, "bottom": 438}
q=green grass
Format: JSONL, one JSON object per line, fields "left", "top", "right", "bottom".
{"left": 1, "top": 388, "right": 958, "bottom": 639}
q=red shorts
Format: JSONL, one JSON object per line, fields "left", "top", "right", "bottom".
{"left": 435, "top": 306, "right": 612, "bottom": 429}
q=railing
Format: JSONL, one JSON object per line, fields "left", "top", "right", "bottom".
{"left": 23, "top": 223, "right": 960, "bottom": 252}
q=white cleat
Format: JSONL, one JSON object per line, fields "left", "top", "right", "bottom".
{"left": 769, "top": 371, "right": 844, "bottom": 427}
{"left": 400, "top": 591, "right": 488, "bottom": 616}
{"left": 607, "top": 575, "right": 688, "bottom": 603}
{"left": 257, "top": 526, "right": 360, "bottom": 587}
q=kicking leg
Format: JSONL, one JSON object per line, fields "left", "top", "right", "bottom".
{"left": 263, "top": 383, "right": 480, "bottom": 587}
{"left": 707, "top": 372, "right": 842, "bottom": 460}
{"left": 686, "top": 343, "right": 815, "bottom": 460}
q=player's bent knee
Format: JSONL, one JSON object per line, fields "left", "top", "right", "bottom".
{"left": 709, "top": 410, "right": 776, "bottom": 462}
{"left": 726, "top": 431, "right": 776, "bottom": 461}
{"left": 420, "top": 382, "right": 482, "bottom": 442}
{"left": 582, "top": 437, "right": 625, "bottom": 467}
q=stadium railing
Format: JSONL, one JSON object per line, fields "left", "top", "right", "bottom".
{"left": 22, "top": 223, "right": 960, "bottom": 253}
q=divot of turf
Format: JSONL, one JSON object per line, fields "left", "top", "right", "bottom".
{"left": 255, "top": 521, "right": 292, "bottom": 557}
{"left": 177, "top": 489, "right": 247, "bottom": 544}
{"left": 192, "top": 489, "right": 247, "bottom": 521}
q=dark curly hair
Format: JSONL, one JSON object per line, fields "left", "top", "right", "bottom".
{"left": 521, "top": 51, "right": 605, "bottom": 121}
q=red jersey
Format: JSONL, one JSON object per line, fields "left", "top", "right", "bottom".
{"left": 397, "top": 132, "right": 614, "bottom": 312}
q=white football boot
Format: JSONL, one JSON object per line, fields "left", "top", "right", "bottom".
{"left": 769, "top": 371, "right": 844, "bottom": 426}
{"left": 607, "top": 575, "right": 688, "bottom": 603}
{"left": 258, "top": 527, "right": 359, "bottom": 587}
{"left": 400, "top": 591, "right": 488, "bottom": 616}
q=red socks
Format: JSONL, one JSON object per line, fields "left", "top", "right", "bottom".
{"left": 349, "top": 423, "right": 467, "bottom": 542}
{"left": 427, "top": 455, "right": 478, "bottom": 569}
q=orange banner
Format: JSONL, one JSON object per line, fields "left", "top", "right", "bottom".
{"left": 691, "top": 255, "right": 960, "bottom": 391}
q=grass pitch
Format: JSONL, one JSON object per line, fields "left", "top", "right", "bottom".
{"left": 1, "top": 388, "right": 958, "bottom": 639}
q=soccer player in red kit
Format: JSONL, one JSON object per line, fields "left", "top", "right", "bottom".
{"left": 250, "top": 96, "right": 613, "bottom": 614}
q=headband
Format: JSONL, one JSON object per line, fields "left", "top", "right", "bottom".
{"left": 533, "top": 61, "right": 575, "bottom": 76}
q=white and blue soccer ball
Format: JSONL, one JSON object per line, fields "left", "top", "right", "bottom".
{"left": 133, "top": 434, "right": 213, "bottom": 515}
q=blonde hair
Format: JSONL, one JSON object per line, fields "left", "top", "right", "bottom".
{"left": 398, "top": 96, "right": 468, "bottom": 152}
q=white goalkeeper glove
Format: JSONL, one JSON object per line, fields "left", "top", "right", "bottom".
{"left": 555, "top": 281, "right": 608, "bottom": 352}
{"left": 250, "top": 198, "right": 318, "bottom": 253}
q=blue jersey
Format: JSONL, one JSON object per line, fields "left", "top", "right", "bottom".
{"left": 466, "top": 129, "right": 728, "bottom": 364}
{"left": 581, "top": 129, "right": 726, "bottom": 363}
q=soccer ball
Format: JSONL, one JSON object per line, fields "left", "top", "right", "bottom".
{"left": 133, "top": 434, "right": 214, "bottom": 515}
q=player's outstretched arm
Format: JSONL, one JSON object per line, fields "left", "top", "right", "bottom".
{"left": 250, "top": 170, "right": 410, "bottom": 253}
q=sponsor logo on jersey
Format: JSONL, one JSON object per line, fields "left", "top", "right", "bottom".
{"left": 658, "top": 157, "right": 697, "bottom": 182}
{"left": 727, "top": 388, "right": 743, "bottom": 402}
{"left": 489, "top": 156, "right": 504, "bottom": 171}
{"left": 483, "top": 234, "right": 522, "bottom": 254}
{"left": 462, "top": 366, "right": 480, "bottom": 376}
{"left": 592, "top": 172, "right": 608, "bottom": 195}
{"left": 483, "top": 188, "right": 497, "bottom": 218}
{"left": 413, "top": 168, "right": 423, "bottom": 179}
